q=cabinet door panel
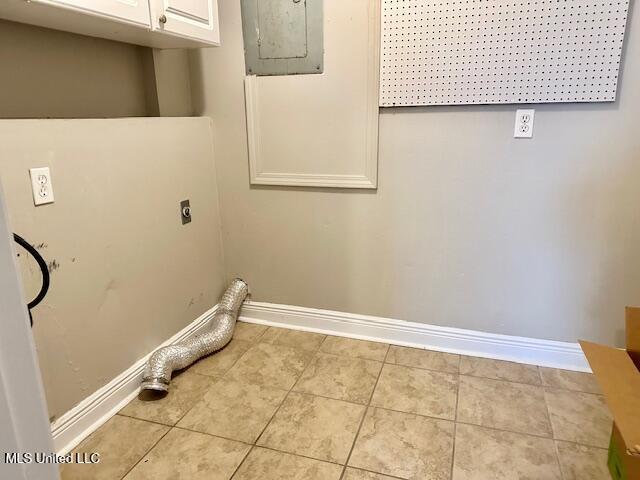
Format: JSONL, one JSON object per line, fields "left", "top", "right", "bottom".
{"left": 37, "top": 0, "right": 150, "bottom": 26}
{"left": 151, "top": 0, "right": 219, "bottom": 45}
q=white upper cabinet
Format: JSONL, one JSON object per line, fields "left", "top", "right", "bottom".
{"left": 150, "top": 0, "right": 220, "bottom": 45}
{"left": 0, "top": 0, "right": 220, "bottom": 48}
{"left": 39, "top": 0, "right": 151, "bottom": 27}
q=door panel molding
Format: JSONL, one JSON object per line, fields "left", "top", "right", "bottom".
{"left": 245, "top": 0, "right": 380, "bottom": 189}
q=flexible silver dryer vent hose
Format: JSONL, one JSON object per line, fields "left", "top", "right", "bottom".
{"left": 141, "top": 278, "right": 249, "bottom": 393}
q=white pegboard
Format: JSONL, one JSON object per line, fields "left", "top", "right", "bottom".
{"left": 380, "top": 0, "right": 630, "bottom": 106}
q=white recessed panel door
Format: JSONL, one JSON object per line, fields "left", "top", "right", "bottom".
{"left": 35, "top": 0, "right": 151, "bottom": 27}
{"left": 150, "top": 0, "right": 220, "bottom": 45}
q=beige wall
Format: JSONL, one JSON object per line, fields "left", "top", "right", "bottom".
{"left": 153, "top": 49, "right": 194, "bottom": 117}
{"left": 190, "top": 0, "right": 640, "bottom": 346}
{"left": 0, "top": 20, "right": 158, "bottom": 118}
{"left": 0, "top": 118, "right": 225, "bottom": 420}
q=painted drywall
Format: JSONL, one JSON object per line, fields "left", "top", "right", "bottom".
{"left": 190, "top": 0, "right": 640, "bottom": 346}
{"left": 0, "top": 118, "right": 226, "bottom": 420}
{"left": 152, "top": 49, "right": 194, "bottom": 117}
{"left": 0, "top": 19, "right": 158, "bottom": 118}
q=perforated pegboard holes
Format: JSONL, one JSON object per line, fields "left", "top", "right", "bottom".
{"left": 380, "top": 0, "right": 630, "bottom": 106}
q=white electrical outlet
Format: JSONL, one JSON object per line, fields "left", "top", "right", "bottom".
{"left": 514, "top": 109, "right": 535, "bottom": 138}
{"left": 29, "top": 167, "right": 55, "bottom": 206}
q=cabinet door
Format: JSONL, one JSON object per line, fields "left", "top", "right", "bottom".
{"left": 150, "top": 0, "right": 220, "bottom": 45}
{"left": 37, "top": 0, "right": 150, "bottom": 27}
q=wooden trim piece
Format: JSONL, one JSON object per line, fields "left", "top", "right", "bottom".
{"left": 244, "top": 0, "right": 380, "bottom": 189}
{"left": 240, "top": 300, "right": 591, "bottom": 372}
{"left": 50, "top": 305, "right": 217, "bottom": 454}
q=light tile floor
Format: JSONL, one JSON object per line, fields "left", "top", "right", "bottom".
{"left": 60, "top": 322, "right": 612, "bottom": 480}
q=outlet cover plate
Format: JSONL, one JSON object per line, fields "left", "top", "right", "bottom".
{"left": 29, "top": 167, "right": 54, "bottom": 205}
{"left": 514, "top": 109, "right": 535, "bottom": 138}
{"left": 180, "top": 199, "right": 191, "bottom": 225}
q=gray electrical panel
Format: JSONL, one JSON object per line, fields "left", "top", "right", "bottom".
{"left": 241, "top": 0, "right": 323, "bottom": 76}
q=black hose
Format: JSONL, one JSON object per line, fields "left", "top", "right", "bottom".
{"left": 12, "top": 233, "right": 50, "bottom": 327}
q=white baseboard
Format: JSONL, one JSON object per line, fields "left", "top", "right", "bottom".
{"left": 51, "top": 300, "right": 590, "bottom": 455}
{"left": 239, "top": 301, "right": 590, "bottom": 372}
{"left": 50, "top": 305, "right": 217, "bottom": 455}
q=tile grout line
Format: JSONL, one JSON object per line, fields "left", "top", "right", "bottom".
{"left": 258, "top": 444, "right": 406, "bottom": 480}
{"left": 118, "top": 423, "right": 173, "bottom": 480}
{"left": 290, "top": 347, "right": 324, "bottom": 393}
{"left": 97, "top": 329, "right": 604, "bottom": 479}
{"left": 207, "top": 341, "right": 598, "bottom": 395}
{"left": 448, "top": 353, "right": 463, "bottom": 480}
{"left": 542, "top": 386, "right": 566, "bottom": 478}
{"left": 554, "top": 440, "right": 567, "bottom": 480}
{"left": 242, "top": 443, "right": 348, "bottom": 469}
{"left": 253, "top": 353, "right": 320, "bottom": 444}
{"left": 362, "top": 401, "right": 609, "bottom": 449}
{"left": 234, "top": 443, "right": 407, "bottom": 479}
{"left": 124, "top": 364, "right": 579, "bottom": 434}
{"left": 171, "top": 419, "right": 610, "bottom": 469}
{"left": 173, "top": 424, "right": 252, "bottom": 446}
{"left": 230, "top": 326, "right": 323, "bottom": 480}
{"left": 389, "top": 352, "right": 599, "bottom": 393}
{"left": 221, "top": 340, "right": 606, "bottom": 478}
{"left": 228, "top": 445, "right": 255, "bottom": 480}
{"left": 346, "top": 466, "right": 407, "bottom": 480}
{"left": 172, "top": 333, "right": 262, "bottom": 426}
{"left": 116, "top": 334, "right": 256, "bottom": 430}
{"left": 338, "top": 343, "right": 390, "bottom": 479}
{"left": 173, "top": 327, "right": 271, "bottom": 426}
{"left": 211, "top": 339, "right": 390, "bottom": 474}
{"left": 261, "top": 333, "right": 599, "bottom": 394}
{"left": 117, "top": 325, "right": 270, "bottom": 479}
{"left": 320, "top": 336, "right": 391, "bottom": 363}
{"left": 171, "top": 423, "right": 353, "bottom": 471}
{"left": 116, "top": 412, "right": 175, "bottom": 428}
{"left": 122, "top": 412, "right": 607, "bottom": 479}
{"left": 291, "top": 357, "right": 386, "bottom": 402}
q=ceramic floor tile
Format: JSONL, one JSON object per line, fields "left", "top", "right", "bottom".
{"left": 225, "top": 342, "right": 313, "bottom": 390}
{"left": 63, "top": 334, "right": 615, "bottom": 480}
{"left": 119, "top": 371, "right": 213, "bottom": 425}
{"left": 386, "top": 346, "right": 460, "bottom": 374}
{"left": 545, "top": 388, "right": 612, "bottom": 448}
{"left": 232, "top": 447, "right": 343, "bottom": 480}
{"left": 349, "top": 407, "right": 454, "bottom": 480}
{"left": 260, "top": 327, "right": 326, "bottom": 351}
{"left": 190, "top": 339, "right": 253, "bottom": 377}
{"left": 60, "top": 415, "right": 169, "bottom": 480}
{"left": 257, "top": 392, "right": 365, "bottom": 464}
{"left": 457, "top": 375, "right": 552, "bottom": 436}
{"left": 371, "top": 363, "right": 458, "bottom": 420}
{"left": 233, "top": 322, "right": 268, "bottom": 342}
{"left": 293, "top": 352, "right": 382, "bottom": 404}
{"left": 459, "top": 356, "right": 541, "bottom": 385}
{"left": 342, "top": 468, "right": 398, "bottom": 480}
{"left": 177, "top": 377, "right": 287, "bottom": 443}
{"left": 540, "top": 367, "right": 602, "bottom": 394}
{"left": 452, "top": 423, "right": 561, "bottom": 480}
{"left": 555, "top": 441, "right": 610, "bottom": 480}
{"left": 124, "top": 428, "right": 250, "bottom": 480}
{"left": 320, "top": 336, "right": 389, "bottom": 361}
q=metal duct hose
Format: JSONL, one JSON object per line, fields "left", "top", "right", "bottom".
{"left": 141, "top": 278, "right": 249, "bottom": 393}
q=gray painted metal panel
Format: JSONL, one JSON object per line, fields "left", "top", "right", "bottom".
{"left": 258, "top": 0, "right": 307, "bottom": 59}
{"left": 241, "top": 0, "right": 323, "bottom": 76}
